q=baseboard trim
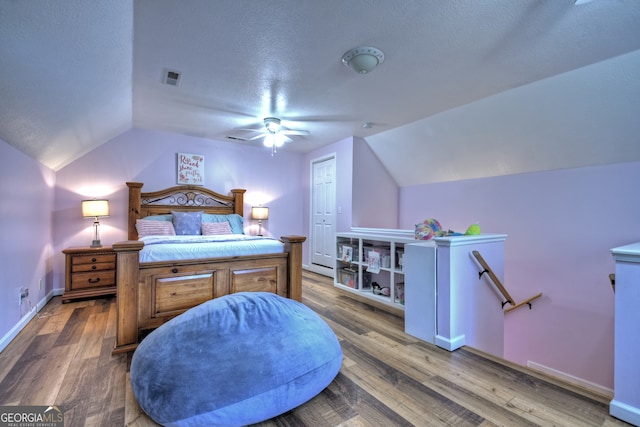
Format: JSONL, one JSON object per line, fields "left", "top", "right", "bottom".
{"left": 527, "top": 360, "right": 613, "bottom": 398}
{"left": 303, "top": 263, "right": 333, "bottom": 277}
{"left": 610, "top": 399, "right": 640, "bottom": 426}
{"left": 0, "top": 290, "right": 57, "bottom": 353}
{"left": 435, "top": 334, "right": 465, "bottom": 351}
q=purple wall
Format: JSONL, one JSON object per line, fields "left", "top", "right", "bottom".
{"left": 352, "top": 137, "right": 399, "bottom": 228}
{"left": 3, "top": 125, "right": 636, "bottom": 392}
{"left": 399, "top": 161, "right": 640, "bottom": 389}
{"left": 302, "top": 136, "right": 400, "bottom": 239}
{"left": 303, "top": 137, "right": 354, "bottom": 237}
{"left": 0, "top": 139, "right": 55, "bottom": 348}
{"left": 54, "top": 128, "right": 305, "bottom": 290}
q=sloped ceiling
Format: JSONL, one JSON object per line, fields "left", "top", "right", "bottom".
{"left": 1, "top": 1, "right": 639, "bottom": 184}
{"left": 0, "top": 0, "right": 133, "bottom": 171}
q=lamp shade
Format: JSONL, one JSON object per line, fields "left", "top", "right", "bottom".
{"left": 82, "top": 199, "right": 110, "bottom": 218}
{"left": 251, "top": 206, "right": 269, "bottom": 221}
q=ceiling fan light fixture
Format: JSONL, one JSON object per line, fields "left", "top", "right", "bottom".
{"left": 264, "top": 117, "right": 281, "bottom": 133}
{"left": 263, "top": 133, "right": 286, "bottom": 148}
{"left": 263, "top": 134, "right": 274, "bottom": 148}
{"left": 342, "top": 46, "right": 385, "bottom": 74}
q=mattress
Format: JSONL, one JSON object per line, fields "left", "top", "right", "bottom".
{"left": 139, "top": 235, "right": 284, "bottom": 263}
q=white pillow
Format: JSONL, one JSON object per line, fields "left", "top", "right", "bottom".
{"left": 136, "top": 219, "right": 176, "bottom": 238}
{"left": 202, "top": 221, "right": 232, "bottom": 235}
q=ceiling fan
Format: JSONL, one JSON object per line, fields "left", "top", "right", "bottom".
{"left": 229, "top": 117, "right": 310, "bottom": 155}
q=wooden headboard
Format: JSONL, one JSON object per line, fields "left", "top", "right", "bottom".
{"left": 126, "top": 182, "right": 246, "bottom": 240}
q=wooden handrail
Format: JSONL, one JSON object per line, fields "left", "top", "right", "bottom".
{"left": 472, "top": 251, "right": 515, "bottom": 307}
{"left": 471, "top": 250, "right": 542, "bottom": 313}
{"left": 504, "top": 293, "right": 543, "bottom": 313}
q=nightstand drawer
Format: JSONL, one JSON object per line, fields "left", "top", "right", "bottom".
{"left": 72, "top": 254, "right": 116, "bottom": 265}
{"left": 62, "top": 246, "right": 117, "bottom": 302}
{"left": 72, "top": 261, "right": 115, "bottom": 273}
{"left": 71, "top": 270, "right": 116, "bottom": 290}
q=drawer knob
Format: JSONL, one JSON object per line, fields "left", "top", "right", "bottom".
{"left": 172, "top": 268, "right": 178, "bottom": 274}
{"left": 92, "top": 265, "right": 96, "bottom": 270}
{"left": 91, "top": 257, "right": 97, "bottom": 262}
{"left": 88, "top": 278, "right": 100, "bottom": 284}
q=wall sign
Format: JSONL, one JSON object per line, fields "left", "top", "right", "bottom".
{"left": 177, "top": 153, "right": 204, "bottom": 185}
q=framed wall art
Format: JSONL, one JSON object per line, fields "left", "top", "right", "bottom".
{"left": 177, "top": 153, "right": 204, "bottom": 185}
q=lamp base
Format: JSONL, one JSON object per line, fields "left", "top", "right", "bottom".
{"left": 90, "top": 240, "right": 102, "bottom": 248}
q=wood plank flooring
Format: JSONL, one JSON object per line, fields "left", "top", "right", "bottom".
{"left": 0, "top": 271, "right": 630, "bottom": 426}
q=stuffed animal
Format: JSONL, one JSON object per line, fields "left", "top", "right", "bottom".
{"left": 371, "top": 282, "right": 390, "bottom": 296}
{"left": 415, "top": 218, "right": 480, "bottom": 239}
{"left": 415, "top": 218, "right": 443, "bottom": 240}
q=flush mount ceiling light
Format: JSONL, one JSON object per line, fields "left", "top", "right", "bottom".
{"left": 342, "top": 46, "right": 385, "bottom": 74}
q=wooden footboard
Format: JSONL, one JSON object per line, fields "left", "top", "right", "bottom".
{"left": 112, "top": 235, "right": 305, "bottom": 354}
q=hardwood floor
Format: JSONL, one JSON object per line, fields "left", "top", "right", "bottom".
{"left": 0, "top": 271, "right": 630, "bottom": 426}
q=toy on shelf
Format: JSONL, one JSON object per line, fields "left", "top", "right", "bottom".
{"left": 415, "top": 218, "right": 481, "bottom": 239}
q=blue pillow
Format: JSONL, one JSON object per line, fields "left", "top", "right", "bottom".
{"left": 130, "top": 292, "right": 342, "bottom": 427}
{"left": 202, "top": 213, "right": 244, "bottom": 234}
{"left": 171, "top": 210, "right": 202, "bottom": 235}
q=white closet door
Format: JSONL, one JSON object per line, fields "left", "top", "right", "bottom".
{"left": 311, "top": 156, "right": 336, "bottom": 268}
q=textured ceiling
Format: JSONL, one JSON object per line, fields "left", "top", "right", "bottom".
{"left": 1, "top": 1, "right": 639, "bottom": 182}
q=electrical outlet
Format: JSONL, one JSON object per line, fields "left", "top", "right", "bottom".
{"left": 19, "top": 287, "right": 29, "bottom": 306}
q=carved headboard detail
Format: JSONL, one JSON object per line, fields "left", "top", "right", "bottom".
{"left": 126, "top": 182, "right": 246, "bottom": 240}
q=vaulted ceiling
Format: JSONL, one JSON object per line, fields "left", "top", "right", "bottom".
{"left": 1, "top": 1, "right": 639, "bottom": 185}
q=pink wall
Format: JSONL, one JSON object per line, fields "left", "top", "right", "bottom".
{"left": 54, "top": 128, "right": 305, "bottom": 290}
{"left": 399, "top": 161, "right": 640, "bottom": 389}
{"left": 0, "top": 139, "right": 55, "bottom": 345}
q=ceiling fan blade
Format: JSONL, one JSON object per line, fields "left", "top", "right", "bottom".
{"left": 172, "top": 95, "right": 258, "bottom": 118}
{"left": 247, "top": 133, "right": 267, "bottom": 141}
{"left": 235, "top": 127, "right": 263, "bottom": 132}
{"left": 281, "top": 129, "right": 310, "bottom": 136}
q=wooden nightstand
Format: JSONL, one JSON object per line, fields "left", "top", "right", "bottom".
{"left": 62, "top": 246, "right": 117, "bottom": 303}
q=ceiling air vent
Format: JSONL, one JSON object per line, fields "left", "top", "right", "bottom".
{"left": 164, "top": 70, "right": 181, "bottom": 86}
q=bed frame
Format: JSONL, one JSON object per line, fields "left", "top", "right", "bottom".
{"left": 112, "top": 182, "right": 306, "bottom": 354}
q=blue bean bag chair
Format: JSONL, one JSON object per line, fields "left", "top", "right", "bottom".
{"left": 130, "top": 292, "right": 343, "bottom": 427}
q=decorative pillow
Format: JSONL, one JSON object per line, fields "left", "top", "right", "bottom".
{"left": 172, "top": 211, "right": 203, "bottom": 235}
{"left": 136, "top": 219, "right": 176, "bottom": 238}
{"left": 202, "top": 213, "right": 244, "bottom": 234}
{"left": 202, "top": 221, "right": 232, "bottom": 235}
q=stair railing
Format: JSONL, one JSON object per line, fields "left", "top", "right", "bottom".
{"left": 471, "top": 250, "right": 542, "bottom": 313}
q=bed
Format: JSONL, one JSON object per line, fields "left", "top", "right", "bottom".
{"left": 111, "top": 182, "right": 306, "bottom": 354}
